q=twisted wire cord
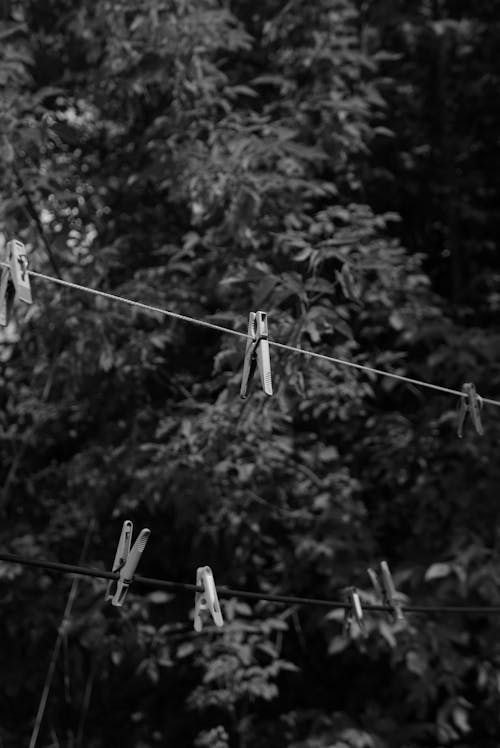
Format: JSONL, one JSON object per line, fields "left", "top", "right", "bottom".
{"left": 1, "top": 260, "right": 498, "bottom": 407}
{"left": 1, "top": 551, "right": 500, "bottom": 615}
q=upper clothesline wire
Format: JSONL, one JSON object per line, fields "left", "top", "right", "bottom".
{"left": 1, "top": 550, "right": 500, "bottom": 615}
{"left": 1, "top": 261, "right": 500, "bottom": 408}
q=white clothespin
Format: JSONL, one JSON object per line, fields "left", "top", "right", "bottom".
{"left": 343, "top": 587, "right": 366, "bottom": 638}
{"left": 368, "top": 560, "right": 405, "bottom": 622}
{"left": 240, "top": 311, "right": 273, "bottom": 399}
{"left": 105, "top": 521, "right": 151, "bottom": 607}
{"left": 194, "top": 566, "right": 224, "bottom": 631}
{"left": 457, "top": 382, "right": 483, "bottom": 438}
{"left": 0, "top": 239, "right": 32, "bottom": 326}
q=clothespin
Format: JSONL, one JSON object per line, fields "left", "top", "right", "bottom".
{"left": 240, "top": 311, "right": 273, "bottom": 399}
{"left": 194, "top": 566, "right": 224, "bottom": 631}
{"left": 343, "top": 587, "right": 367, "bottom": 638}
{"left": 104, "top": 521, "right": 151, "bottom": 607}
{"left": 0, "top": 239, "right": 32, "bottom": 326}
{"left": 457, "top": 382, "right": 483, "bottom": 438}
{"left": 368, "top": 560, "right": 405, "bottom": 622}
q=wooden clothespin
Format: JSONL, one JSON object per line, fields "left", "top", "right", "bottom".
{"left": 194, "top": 566, "right": 224, "bottom": 631}
{"left": 0, "top": 239, "right": 32, "bottom": 326}
{"left": 105, "top": 521, "right": 151, "bottom": 607}
{"left": 343, "top": 587, "right": 367, "bottom": 638}
{"left": 240, "top": 311, "right": 273, "bottom": 399}
{"left": 368, "top": 560, "right": 405, "bottom": 622}
{"left": 457, "top": 382, "right": 483, "bottom": 438}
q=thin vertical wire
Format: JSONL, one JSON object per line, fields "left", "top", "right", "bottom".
{"left": 75, "top": 656, "right": 98, "bottom": 748}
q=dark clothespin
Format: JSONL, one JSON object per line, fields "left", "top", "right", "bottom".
{"left": 105, "top": 521, "right": 151, "bottom": 607}
{"left": 0, "top": 239, "right": 32, "bottom": 326}
{"left": 343, "top": 587, "right": 367, "bottom": 638}
{"left": 457, "top": 382, "right": 483, "bottom": 438}
{"left": 240, "top": 311, "right": 273, "bottom": 399}
{"left": 194, "top": 566, "right": 224, "bottom": 631}
{"left": 368, "top": 560, "right": 405, "bottom": 622}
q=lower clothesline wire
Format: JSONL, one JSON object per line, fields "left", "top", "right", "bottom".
{"left": 1, "top": 551, "right": 500, "bottom": 616}
{"left": 3, "top": 261, "right": 499, "bottom": 408}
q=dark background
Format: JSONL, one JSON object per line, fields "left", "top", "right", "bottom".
{"left": 1, "top": 1, "right": 500, "bottom": 746}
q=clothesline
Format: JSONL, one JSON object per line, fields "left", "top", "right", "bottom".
{"left": 1, "top": 550, "right": 500, "bottom": 616}
{"left": 2, "top": 260, "right": 500, "bottom": 409}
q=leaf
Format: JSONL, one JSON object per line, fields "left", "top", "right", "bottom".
{"left": 0, "top": 136, "right": 14, "bottom": 164}
{"left": 32, "top": 86, "right": 64, "bottom": 105}
{"left": 452, "top": 704, "right": 471, "bottom": 734}
{"left": 177, "top": 642, "right": 195, "bottom": 659}
{"left": 99, "top": 348, "right": 114, "bottom": 371}
{"left": 389, "top": 311, "right": 404, "bottom": 330}
{"left": 251, "top": 74, "right": 287, "bottom": 87}
{"left": 425, "top": 563, "right": 452, "bottom": 581}
{"left": 148, "top": 590, "right": 172, "bottom": 604}
{"left": 374, "top": 126, "right": 395, "bottom": 138}
{"left": 328, "top": 636, "right": 349, "bottom": 655}
{"left": 0, "top": 22, "right": 26, "bottom": 40}
{"left": 406, "top": 650, "right": 427, "bottom": 676}
{"left": 225, "top": 85, "right": 258, "bottom": 98}
{"left": 111, "top": 651, "right": 123, "bottom": 666}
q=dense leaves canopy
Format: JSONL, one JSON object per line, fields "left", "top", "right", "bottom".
{"left": 1, "top": 1, "right": 500, "bottom": 746}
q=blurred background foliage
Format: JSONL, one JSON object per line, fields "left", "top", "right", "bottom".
{"left": 1, "top": 0, "right": 500, "bottom": 746}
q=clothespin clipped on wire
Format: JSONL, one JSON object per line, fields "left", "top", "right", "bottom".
{"left": 368, "top": 561, "right": 405, "bottom": 623}
{"left": 457, "top": 382, "right": 483, "bottom": 438}
{"left": 194, "top": 566, "right": 224, "bottom": 631}
{"left": 240, "top": 311, "right": 273, "bottom": 399}
{"left": 104, "top": 521, "right": 151, "bottom": 607}
{"left": 342, "top": 587, "right": 367, "bottom": 639}
{"left": 0, "top": 239, "right": 32, "bottom": 326}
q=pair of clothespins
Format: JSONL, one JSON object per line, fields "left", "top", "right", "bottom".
{"left": 457, "top": 382, "right": 483, "bottom": 438}
{"left": 0, "top": 239, "right": 32, "bottom": 325}
{"left": 104, "top": 523, "right": 224, "bottom": 630}
{"left": 240, "top": 311, "right": 273, "bottom": 398}
{"left": 105, "top": 521, "right": 151, "bottom": 607}
{"left": 343, "top": 561, "right": 406, "bottom": 639}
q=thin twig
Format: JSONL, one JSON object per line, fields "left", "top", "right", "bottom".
{"left": 28, "top": 520, "right": 96, "bottom": 748}
{"left": 11, "top": 162, "right": 63, "bottom": 278}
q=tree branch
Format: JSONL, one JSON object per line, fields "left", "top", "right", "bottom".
{"left": 13, "top": 162, "right": 63, "bottom": 278}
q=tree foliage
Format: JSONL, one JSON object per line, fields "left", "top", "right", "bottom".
{"left": 1, "top": 1, "right": 500, "bottom": 746}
